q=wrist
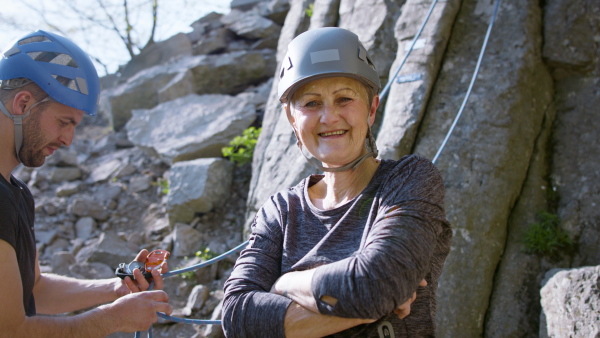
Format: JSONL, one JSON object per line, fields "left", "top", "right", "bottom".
{"left": 86, "top": 303, "right": 119, "bottom": 336}
{"left": 110, "top": 277, "right": 126, "bottom": 300}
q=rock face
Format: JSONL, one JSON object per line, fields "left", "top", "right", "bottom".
{"left": 15, "top": 0, "right": 599, "bottom": 337}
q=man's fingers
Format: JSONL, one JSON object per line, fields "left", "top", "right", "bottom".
{"left": 134, "top": 249, "right": 149, "bottom": 263}
{"left": 133, "top": 268, "right": 149, "bottom": 291}
{"left": 159, "top": 260, "right": 169, "bottom": 273}
{"left": 151, "top": 269, "right": 163, "bottom": 289}
{"left": 155, "top": 302, "right": 173, "bottom": 315}
{"left": 148, "top": 290, "right": 170, "bottom": 303}
{"left": 124, "top": 276, "right": 140, "bottom": 293}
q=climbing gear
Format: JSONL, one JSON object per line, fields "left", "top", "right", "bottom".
{"left": 145, "top": 249, "right": 170, "bottom": 273}
{"left": 134, "top": 241, "right": 249, "bottom": 338}
{"left": 0, "top": 30, "right": 100, "bottom": 163}
{"left": 278, "top": 27, "right": 380, "bottom": 103}
{"left": 279, "top": 27, "right": 381, "bottom": 172}
{"left": 115, "top": 250, "right": 170, "bottom": 282}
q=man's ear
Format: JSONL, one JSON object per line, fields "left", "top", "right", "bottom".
{"left": 11, "top": 91, "right": 34, "bottom": 116}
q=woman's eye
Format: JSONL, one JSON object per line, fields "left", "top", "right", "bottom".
{"left": 337, "top": 97, "right": 353, "bottom": 104}
{"left": 304, "top": 101, "right": 319, "bottom": 107}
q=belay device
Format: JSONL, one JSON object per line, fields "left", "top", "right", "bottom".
{"left": 115, "top": 249, "right": 170, "bottom": 281}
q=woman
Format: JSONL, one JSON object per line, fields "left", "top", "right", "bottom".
{"left": 223, "top": 27, "right": 452, "bottom": 337}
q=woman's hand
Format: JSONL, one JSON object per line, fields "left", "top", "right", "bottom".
{"left": 393, "top": 279, "right": 427, "bottom": 319}
{"left": 115, "top": 249, "right": 169, "bottom": 298}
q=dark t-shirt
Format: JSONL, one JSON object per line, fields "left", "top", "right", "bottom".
{"left": 223, "top": 155, "right": 452, "bottom": 337}
{"left": 0, "top": 174, "right": 37, "bottom": 316}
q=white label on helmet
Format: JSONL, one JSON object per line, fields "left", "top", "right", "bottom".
{"left": 310, "top": 49, "right": 340, "bottom": 64}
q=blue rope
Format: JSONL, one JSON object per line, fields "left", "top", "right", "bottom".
{"left": 432, "top": 0, "right": 501, "bottom": 164}
{"left": 161, "top": 240, "right": 249, "bottom": 278}
{"left": 157, "top": 312, "right": 222, "bottom": 325}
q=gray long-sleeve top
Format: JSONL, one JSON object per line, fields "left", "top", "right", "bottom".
{"left": 223, "top": 155, "right": 452, "bottom": 337}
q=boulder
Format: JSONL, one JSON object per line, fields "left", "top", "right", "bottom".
{"left": 126, "top": 94, "right": 256, "bottom": 164}
{"left": 166, "top": 158, "right": 234, "bottom": 225}
{"left": 75, "top": 232, "right": 138, "bottom": 268}
{"left": 224, "top": 11, "right": 282, "bottom": 40}
{"left": 49, "top": 167, "right": 82, "bottom": 182}
{"left": 120, "top": 33, "right": 193, "bottom": 80}
{"left": 172, "top": 224, "right": 204, "bottom": 258}
{"left": 540, "top": 266, "right": 600, "bottom": 338}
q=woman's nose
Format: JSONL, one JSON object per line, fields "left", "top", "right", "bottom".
{"left": 319, "top": 104, "right": 340, "bottom": 124}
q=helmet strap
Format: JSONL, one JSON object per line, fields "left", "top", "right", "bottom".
{"left": 0, "top": 97, "right": 48, "bottom": 163}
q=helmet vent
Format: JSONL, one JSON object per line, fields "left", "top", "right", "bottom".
{"left": 52, "top": 75, "right": 81, "bottom": 93}
{"left": 19, "top": 36, "right": 52, "bottom": 45}
{"left": 26, "top": 52, "right": 79, "bottom": 68}
{"left": 358, "top": 46, "right": 376, "bottom": 71}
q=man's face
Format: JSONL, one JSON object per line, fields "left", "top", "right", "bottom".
{"left": 19, "top": 101, "right": 84, "bottom": 167}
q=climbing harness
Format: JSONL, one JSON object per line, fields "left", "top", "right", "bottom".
{"left": 134, "top": 0, "right": 501, "bottom": 335}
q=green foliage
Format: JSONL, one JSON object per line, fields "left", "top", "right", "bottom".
{"left": 306, "top": 4, "right": 314, "bottom": 17}
{"left": 522, "top": 211, "right": 572, "bottom": 258}
{"left": 195, "top": 247, "right": 216, "bottom": 261}
{"left": 180, "top": 271, "right": 195, "bottom": 280}
{"left": 178, "top": 247, "right": 216, "bottom": 281}
{"left": 222, "top": 127, "right": 261, "bottom": 166}
{"left": 151, "top": 177, "right": 169, "bottom": 195}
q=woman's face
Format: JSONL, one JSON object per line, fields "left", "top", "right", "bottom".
{"left": 286, "top": 77, "right": 379, "bottom": 168}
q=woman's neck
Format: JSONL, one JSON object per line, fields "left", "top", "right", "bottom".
{"left": 309, "top": 157, "right": 380, "bottom": 210}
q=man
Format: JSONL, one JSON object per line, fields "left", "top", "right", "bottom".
{"left": 0, "top": 30, "right": 172, "bottom": 336}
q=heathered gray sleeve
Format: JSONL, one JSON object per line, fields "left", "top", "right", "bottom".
{"left": 311, "top": 155, "right": 448, "bottom": 319}
{"left": 222, "top": 197, "right": 293, "bottom": 338}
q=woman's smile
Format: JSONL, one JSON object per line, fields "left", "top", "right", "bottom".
{"left": 319, "top": 130, "right": 347, "bottom": 137}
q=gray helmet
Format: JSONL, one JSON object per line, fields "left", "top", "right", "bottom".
{"left": 278, "top": 27, "right": 381, "bottom": 103}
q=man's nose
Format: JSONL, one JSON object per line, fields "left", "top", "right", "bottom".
{"left": 59, "top": 128, "right": 75, "bottom": 147}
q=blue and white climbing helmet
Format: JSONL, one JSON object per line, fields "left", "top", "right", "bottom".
{"left": 0, "top": 30, "right": 100, "bottom": 116}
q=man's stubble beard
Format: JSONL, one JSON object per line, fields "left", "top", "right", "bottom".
{"left": 19, "top": 109, "right": 57, "bottom": 168}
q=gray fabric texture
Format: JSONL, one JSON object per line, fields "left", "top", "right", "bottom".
{"left": 223, "top": 155, "right": 452, "bottom": 337}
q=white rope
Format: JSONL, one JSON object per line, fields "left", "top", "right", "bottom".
{"left": 432, "top": 0, "right": 502, "bottom": 164}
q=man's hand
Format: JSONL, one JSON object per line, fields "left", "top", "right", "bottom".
{"left": 101, "top": 290, "right": 173, "bottom": 333}
{"left": 393, "top": 279, "right": 427, "bottom": 319}
{"left": 115, "top": 249, "right": 169, "bottom": 297}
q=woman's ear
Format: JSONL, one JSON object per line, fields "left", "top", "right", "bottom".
{"left": 368, "top": 95, "right": 380, "bottom": 126}
{"left": 284, "top": 103, "right": 296, "bottom": 126}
